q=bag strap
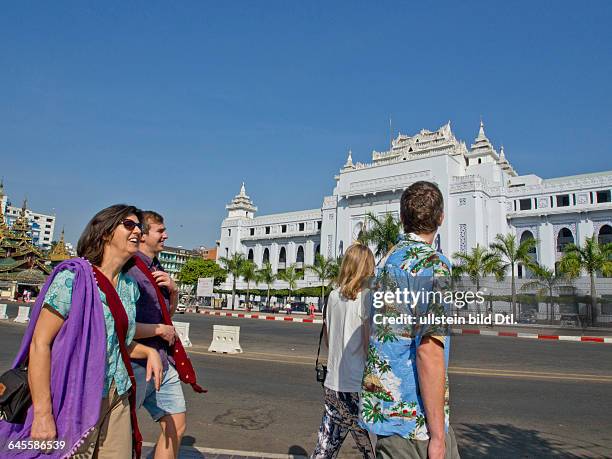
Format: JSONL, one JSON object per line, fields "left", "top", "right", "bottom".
{"left": 315, "top": 300, "right": 328, "bottom": 368}
{"left": 92, "top": 266, "right": 142, "bottom": 459}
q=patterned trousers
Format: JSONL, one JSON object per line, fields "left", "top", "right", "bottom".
{"left": 311, "top": 387, "right": 375, "bottom": 459}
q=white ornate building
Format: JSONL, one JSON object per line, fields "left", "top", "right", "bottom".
{"left": 217, "top": 121, "right": 612, "bottom": 293}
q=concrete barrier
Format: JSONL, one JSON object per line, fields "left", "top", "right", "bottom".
{"left": 14, "top": 306, "right": 30, "bottom": 323}
{"left": 173, "top": 321, "right": 192, "bottom": 347}
{"left": 208, "top": 325, "right": 243, "bottom": 354}
{"left": 0, "top": 304, "right": 8, "bottom": 320}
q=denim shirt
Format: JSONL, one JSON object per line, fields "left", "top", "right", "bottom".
{"left": 127, "top": 251, "right": 173, "bottom": 370}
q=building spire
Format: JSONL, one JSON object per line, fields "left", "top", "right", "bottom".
{"left": 239, "top": 182, "right": 247, "bottom": 197}
{"left": 343, "top": 149, "right": 354, "bottom": 168}
{"left": 477, "top": 119, "right": 487, "bottom": 141}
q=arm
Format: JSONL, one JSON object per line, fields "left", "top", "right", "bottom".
{"left": 151, "top": 271, "right": 179, "bottom": 316}
{"left": 416, "top": 336, "right": 446, "bottom": 459}
{"left": 134, "top": 322, "right": 176, "bottom": 345}
{"left": 29, "top": 307, "right": 64, "bottom": 441}
{"left": 128, "top": 342, "right": 163, "bottom": 391}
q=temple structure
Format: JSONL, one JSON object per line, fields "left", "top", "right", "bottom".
{"left": 217, "top": 121, "right": 612, "bottom": 298}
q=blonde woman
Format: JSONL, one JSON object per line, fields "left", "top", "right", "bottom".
{"left": 312, "top": 243, "right": 375, "bottom": 459}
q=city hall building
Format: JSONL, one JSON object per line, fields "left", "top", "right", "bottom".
{"left": 217, "top": 121, "right": 612, "bottom": 292}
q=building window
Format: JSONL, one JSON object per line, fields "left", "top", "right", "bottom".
{"left": 550, "top": 196, "right": 554, "bottom": 207}
{"left": 296, "top": 246, "right": 304, "bottom": 263}
{"left": 557, "top": 228, "right": 574, "bottom": 252}
{"left": 596, "top": 190, "right": 611, "bottom": 203}
{"left": 599, "top": 225, "right": 612, "bottom": 245}
{"left": 519, "top": 199, "right": 532, "bottom": 211}
{"left": 299, "top": 222, "right": 305, "bottom": 231}
{"left": 263, "top": 248, "right": 270, "bottom": 263}
{"left": 478, "top": 158, "right": 482, "bottom": 164}
{"left": 556, "top": 194, "right": 570, "bottom": 207}
{"left": 248, "top": 249, "right": 254, "bottom": 261}
{"left": 279, "top": 247, "right": 286, "bottom": 264}
{"left": 228, "top": 229, "right": 232, "bottom": 236}
{"left": 265, "top": 226, "right": 270, "bottom": 234}
{"left": 250, "top": 228, "right": 255, "bottom": 236}
{"left": 281, "top": 224, "right": 287, "bottom": 233}
{"left": 317, "top": 221, "right": 322, "bottom": 230}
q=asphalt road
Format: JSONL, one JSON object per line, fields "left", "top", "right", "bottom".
{"left": 1, "top": 308, "right": 611, "bottom": 458}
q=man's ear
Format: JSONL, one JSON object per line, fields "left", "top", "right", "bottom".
{"left": 438, "top": 212, "right": 445, "bottom": 227}
{"left": 140, "top": 233, "right": 147, "bottom": 243}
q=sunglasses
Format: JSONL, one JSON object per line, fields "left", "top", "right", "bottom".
{"left": 121, "top": 219, "right": 142, "bottom": 231}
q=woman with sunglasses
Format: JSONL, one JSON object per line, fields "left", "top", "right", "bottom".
{"left": 0, "top": 204, "right": 163, "bottom": 459}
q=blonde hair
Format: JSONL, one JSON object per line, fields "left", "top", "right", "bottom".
{"left": 337, "top": 243, "right": 375, "bottom": 300}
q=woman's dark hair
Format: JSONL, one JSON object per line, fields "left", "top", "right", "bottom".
{"left": 77, "top": 204, "right": 143, "bottom": 266}
{"left": 400, "top": 181, "right": 444, "bottom": 234}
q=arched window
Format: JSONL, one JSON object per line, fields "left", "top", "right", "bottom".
{"left": 599, "top": 225, "right": 612, "bottom": 245}
{"left": 296, "top": 246, "right": 304, "bottom": 263}
{"left": 353, "top": 222, "right": 363, "bottom": 241}
{"left": 557, "top": 228, "right": 574, "bottom": 252}
{"left": 248, "top": 249, "right": 254, "bottom": 262}
{"left": 315, "top": 244, "right": 320, "bottom": 255}
{"left": 263, "top": 248, "right": 270, "bottom": 263}
{"left": 520, "top": 231, "right": 537, "bottom": 255}
{"left": 339, "top": 241, "right": 344, "bottom": 256}
{"left": 279, "top": 247, "right": 286, "bottom": 263}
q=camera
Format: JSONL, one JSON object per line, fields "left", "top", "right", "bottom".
{"left": 316, "top": 363, "right": 327, "bottom": 385}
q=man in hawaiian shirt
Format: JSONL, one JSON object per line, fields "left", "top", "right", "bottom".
{"left": 360, "top": 181, "right": 460, "bottom": 459}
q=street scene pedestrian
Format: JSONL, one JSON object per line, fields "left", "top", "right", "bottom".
{"left": 311, "top": 243, "right": 376, "bottom": 459}
{"left": 127, "top": 210, "right": 204, "bottom": 459}
{"left": 0, "top": 204, "right": 163, "bottom": 459}
{"left": 360, "top": 182, "right": 460, "bottom": 459}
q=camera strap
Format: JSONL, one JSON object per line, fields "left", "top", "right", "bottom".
{"left": 315, "top": 301, "right": 328, "bottom": 369}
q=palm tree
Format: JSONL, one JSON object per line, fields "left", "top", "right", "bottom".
{"left": 240, "top": 260, "right": 257, "bottom": 309}
{"left": 256, "top": 261, "right": 276, "bottom": 308}
{"left": 307, "top": 253, "right": 338, "bottom": 309}
{"left": 559, "top": 236, "right": 612, "bottom": 325}
{"left": 358, "top": 212, "right": 402, "bottom": 260}
{"left": 452, "top": 244, "right": 503, "bottom": 313}
{"left": 489, "top": 233, "right": 538, "bottom": 318}
{"left": 521, "top": 265, "right": 571, "bottom": 323}
{"left": 277, "top": 264, "right": 299, "bottom": 303}
{"left": 218, "top": 252, "right": 246, "bottom": 310}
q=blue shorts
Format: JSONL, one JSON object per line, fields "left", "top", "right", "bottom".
{"left": 132, "top": 362, "right": 186, "bottom": 421}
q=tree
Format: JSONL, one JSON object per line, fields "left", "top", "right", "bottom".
{"left": 559, "top": 236, "right": 612, "bottom": 325}
{"left": 521, "top": 265, "right": 571, "bottom": 323}
{"left": 358, "top": 212, "right": 402, "bottom": 260}
{"left": 277, "top": 264, "right": 299, "bottom": 303}
{"left": 178, "top": 258, "right": 227, "bottom": 287}
{"left": 307, "top": 253, "right": 339, "bottom": 309}
{"left": 452, "top": 244, "right": 503, "bottom": 313}
{"left": 219, "top": 252, "right": 246, "bottom": 310}
{"left": 490, "top": 233, "right": 538, "bottom": 318}
{"left": 241, "top": 260, "right": 257, "bottom": 308}
{"left": 256, "top": 261, "right": 276, "bottom": 308}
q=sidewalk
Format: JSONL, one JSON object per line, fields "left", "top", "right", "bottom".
{"left": 142, "top": 442, "right": 307, "bottom": 459}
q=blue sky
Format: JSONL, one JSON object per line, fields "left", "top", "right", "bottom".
{"left": 1, "top": 1, "right": 611, "bottom": 248}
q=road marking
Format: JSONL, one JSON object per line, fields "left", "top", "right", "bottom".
{"left": 186, "top": 350, "right": 612, "bottom": 383}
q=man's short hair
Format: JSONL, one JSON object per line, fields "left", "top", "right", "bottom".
{"left": 400, "top": 181, "right": 444, "bottom": 234}
{"left": 141, "top": 210, "right": 164, "bottom": 235}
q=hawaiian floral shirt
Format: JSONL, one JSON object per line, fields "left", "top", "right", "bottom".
{"left": 44, "top": 269, "right": 139, "bottom": 397}
{"left": 359, "top": 233, "right": 452, "bottom": 440}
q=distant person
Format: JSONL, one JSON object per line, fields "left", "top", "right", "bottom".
{"left": 359, "top": 181, "right": 460, "bottom": 459}
{"left": 0, "top": 204, "right": 163, "bottom": 458}
{"left": 285, "top": 302, "right": 292, "bottom": 315}
{"left": 311, "top": 243, "right": 376, "bottom": 459}
{"left": 127, "top": 210, "right": 204, "bottom": 459}
{"left": 309, "top": 302, "right": 316, "bottom": 318}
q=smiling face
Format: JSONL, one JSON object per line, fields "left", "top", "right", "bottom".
{"left": 141, "top": 220, "right": 168, "bottom": 257}
{"left": 105, "top": 214, "right": 142, "bottom": 261}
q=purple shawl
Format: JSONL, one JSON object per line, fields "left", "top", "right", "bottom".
{"left": 0, "top": 258, "right": 106, "bottom": 458}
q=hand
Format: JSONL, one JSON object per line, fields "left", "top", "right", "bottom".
{"left": 146, "top": 348, "right": 164, "bottom": 391}
{"left": 428, "top": 435, "right": 446, "bottom": 459}
{"left": 31, "top": 412, "right": 57, "bottom": 442}
{"left": 157, "top": 324, "right": 176, "bottom": 346}
{"left": 152, "top": 271, "right": 178, "bottom": 295}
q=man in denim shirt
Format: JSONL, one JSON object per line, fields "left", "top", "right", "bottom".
{"left": 359, "top": 182, "right": 460, "bottom": 459}
{"left": 128, "top": 211, "right": 186, "bottom": 459}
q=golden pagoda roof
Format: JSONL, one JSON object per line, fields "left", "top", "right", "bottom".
{"left": 49, "top": 229, "right": 71, "bottom": 262}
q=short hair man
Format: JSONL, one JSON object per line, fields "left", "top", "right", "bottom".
{"left": 359, "top": 181, "right": 460, "bottom": 459}
{"left": 128, "top": 211, "right": 186, "bottom": 459}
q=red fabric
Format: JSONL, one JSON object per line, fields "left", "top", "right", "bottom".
{"left": 92, "top": 266, "right": 142, "bottom": 459}
{"left": 133, "top": 256, "right": 206, "bottom": 394}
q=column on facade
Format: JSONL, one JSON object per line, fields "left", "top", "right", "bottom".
{"left": 271, "top": 242, "right": 279, "bottom": 273}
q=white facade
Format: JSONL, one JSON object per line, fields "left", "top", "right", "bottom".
{"left": 217, "top": 122, "right": 612, "bottom": 291}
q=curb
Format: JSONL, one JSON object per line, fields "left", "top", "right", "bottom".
{"left": 188, "top": 308, "right": 324, "bottom": 324}
{"left": 187, "top": 309, "right": 612, "bottom": 344}
{"left": 451, "top": 328, "right": 612, "bottom": 344}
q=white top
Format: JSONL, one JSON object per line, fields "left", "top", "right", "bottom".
{"left": 324, "top": 288, "right": 370, "bottom": 393}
